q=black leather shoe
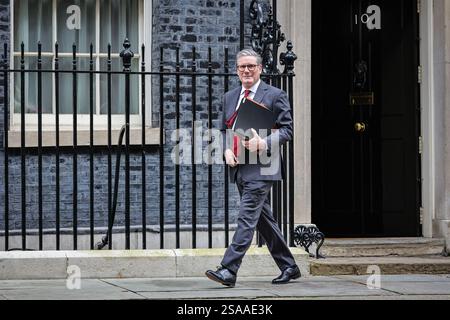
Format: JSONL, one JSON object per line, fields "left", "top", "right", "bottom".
{"left": 272, "top": 265, "right": 301, "bottom": 284}
{"left": 205, "top": 267, "right": 236, "bottom": 288}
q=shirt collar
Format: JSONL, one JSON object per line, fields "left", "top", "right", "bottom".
{"left": 241, "top": 79, "right": 261, "bottom": 96}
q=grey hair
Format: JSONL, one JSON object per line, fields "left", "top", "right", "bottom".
{"left": 236, "top": 49, "right": 263, "bottom": 65}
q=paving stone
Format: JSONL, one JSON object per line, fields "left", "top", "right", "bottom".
{"left": 337, "top": 274, "right": 450, "bottom": 283}
{"left": 0, "top": 279, "right": 144, "bottom": 300}
{"left": 103, "top": 277, "right": 241, "bottom": 292}
{"left": 240, "top": 275, "right": 346, "bottom": 284}
{"left": 379, "top": 282, "right": 450, "bottom": 295}
{"left": 138, "top": 289, "right": 276, "bottom": 300}
{"left": 263, "top": 280, "right": 398, "bottom": 298}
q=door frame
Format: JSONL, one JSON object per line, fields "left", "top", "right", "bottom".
{"left": 280, "top": 1, "right": 435, "bottom": 238}
{"left": 419, "top": 0, "right": 435, "bottom": 238}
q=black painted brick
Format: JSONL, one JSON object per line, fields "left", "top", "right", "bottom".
{"left": 0, "top": 0, "right": 273, "bottom": 235}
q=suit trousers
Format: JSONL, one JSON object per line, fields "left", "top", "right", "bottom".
{"left": 221, "top": 170, "right": 297, "bottom": 275}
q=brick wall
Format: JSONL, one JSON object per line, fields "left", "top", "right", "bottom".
{"left": 0, "top": 0, "right": 269, "bottom": 238}
{"left": 0, "top": 0, "right": 9, "bottom": 150}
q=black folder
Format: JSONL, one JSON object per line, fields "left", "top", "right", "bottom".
{"left": 233, "top": 98, "right": 276, "bottom": 139}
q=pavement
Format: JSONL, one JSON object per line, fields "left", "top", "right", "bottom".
{"left": 1, "top": 274, "right": 450, "bottom": 300}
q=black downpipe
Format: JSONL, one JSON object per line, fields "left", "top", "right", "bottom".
{"left": 96, "top": 125, "right": 127, "bottom": 250}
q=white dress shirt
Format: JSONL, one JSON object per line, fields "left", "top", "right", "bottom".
{"left": 232, "top": 80, "right": 261, "bottom": 131}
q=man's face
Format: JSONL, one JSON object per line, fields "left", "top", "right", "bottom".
{"left": 237, "top": 56, "right": 262, "bottom": 89}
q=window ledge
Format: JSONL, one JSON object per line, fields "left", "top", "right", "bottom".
{"left": 7, "top": 127, "right": 161, "bottom": 148}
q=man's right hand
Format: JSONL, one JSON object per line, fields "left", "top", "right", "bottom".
{"left": 225, "top": 149, "right": 239, "bottom": 168}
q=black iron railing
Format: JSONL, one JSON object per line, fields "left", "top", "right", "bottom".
{"left": 1, "top": 39, "right": 296, "bottom": 251}
{"left": 1, "top": 1, "right": 298, "bottom": 252}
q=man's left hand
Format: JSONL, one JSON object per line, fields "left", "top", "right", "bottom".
{"left": 242, "top": 128, "right": 267, "bottom": 153}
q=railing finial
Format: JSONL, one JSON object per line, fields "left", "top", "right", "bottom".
{"left": 280, "top": 40, "right": 297, "bottom": 75}
{"left": 120, "top": 38, "right": 134, "bottom": 72}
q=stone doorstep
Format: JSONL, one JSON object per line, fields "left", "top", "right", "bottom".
{"left": 322, "top": 238, "right": 445, "bottom": 245}
{"left": 0, "top": 247, "right": 309, "bottom": 280}
{"left": 310, "top": 256, "right": 450, "bottom": 276}
{"left": 319, "top": 238, "right": 446, "bottom": 257}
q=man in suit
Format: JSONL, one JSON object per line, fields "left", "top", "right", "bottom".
{"left": 205, "top": 49, "right": 300, "bottom": 287}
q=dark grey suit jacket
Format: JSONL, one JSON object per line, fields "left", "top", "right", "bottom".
{"left": 222, "top": 81, "right": 293, "bottom": 183}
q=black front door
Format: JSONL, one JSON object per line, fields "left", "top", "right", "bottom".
{"left": 312, "top": 0, "right": 421, "bottom": 237}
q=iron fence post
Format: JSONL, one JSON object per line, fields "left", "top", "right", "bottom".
{"left": 120, "top": 38, "right": 134, "bottom": 250}
{"left": 281, "top": 41, "right": 298, "bottom": 247}
{"left": 3, "top": 43, "right": 9, "bottom": 251}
